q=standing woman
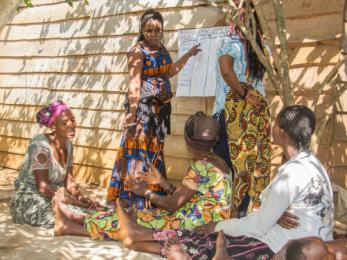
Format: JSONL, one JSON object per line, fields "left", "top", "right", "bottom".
{"left": 215, "top": 2, "right": 271, "bottom": 215}
{"left": 107, "top": 9, "right": 200, "bottom": 208}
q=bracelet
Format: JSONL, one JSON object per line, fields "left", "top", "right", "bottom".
{"left": 165, "top": 183, "right": 176, "bottom": 195}
{"left": 144, "top": 190, "right": 153, "bottom": 201}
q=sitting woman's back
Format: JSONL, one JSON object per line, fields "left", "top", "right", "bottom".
{"left": 244, "top": 151, "right": 334, "bottom": 252}
{"left": 215, "top": 105, "right": 334, "bottom": 253}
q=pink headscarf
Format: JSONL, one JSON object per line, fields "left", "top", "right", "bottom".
{"left": 36, "top": 100, "right": 69, "bottom": 128}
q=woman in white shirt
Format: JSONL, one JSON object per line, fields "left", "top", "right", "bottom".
{"left": 114, "top": 105, "right": 334, "bottom": 260}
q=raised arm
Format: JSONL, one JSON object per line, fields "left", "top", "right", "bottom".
{"left": 125, "top": 47, "right": 145, "bottom": 125}
{"left": 168, "top": 44, "right": 201, "bottom": 77}
{"left": 142, "top": 162, "right": 177, "bottom": 194}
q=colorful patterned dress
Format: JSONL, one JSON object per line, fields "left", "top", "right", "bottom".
{"left": 153, "top": 230, "right": 274, "bottom": 260}
{"left": 10, "top": 134, "right": 73, "bottom": 228}
{"left": 107, "top": 44, "right": 173, "bottom": 209}
{"left": 85, "top": 156, "right": 233, "bottom": 241}
{"left": 217, "top": 36, "right": 271, "bottom": 213}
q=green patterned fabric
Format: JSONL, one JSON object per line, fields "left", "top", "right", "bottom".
{"left": 85, "top": 157, "right": 233, "bottom": 241}
{"left": 10, "top": 134, "right": 73, "bottom": 228}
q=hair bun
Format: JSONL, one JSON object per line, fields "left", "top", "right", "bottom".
{"left": 184, "top": 112, "right": 220, "bottom": 152}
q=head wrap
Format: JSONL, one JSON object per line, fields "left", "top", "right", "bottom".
{"left": 36, "top": 100, "right": 69, "bottom": 128}
{"left": 184, "top": 112, "right": 220, "bottom": 152}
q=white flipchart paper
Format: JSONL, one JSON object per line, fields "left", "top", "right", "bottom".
{"left": 176, "top": 26, "right": 229, "bottom": 97}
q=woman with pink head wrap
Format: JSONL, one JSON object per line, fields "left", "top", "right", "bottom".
{"left": 36, "top": 100, "right": 70, "bottom": 128}
{"left": 10, "top": 100, "right": 102, "bottom": 228}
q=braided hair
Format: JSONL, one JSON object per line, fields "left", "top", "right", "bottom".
{"left": 278, "top": 105, "right": 316, "bottom": 152}
{"left": 230, "top": 3, "right": 265, "bottom": 83}
{"left": 137, "top": 9, "right": 164, "bottom": 43}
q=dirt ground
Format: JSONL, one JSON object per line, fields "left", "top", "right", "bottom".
{"left": 0, "top": 167, "right": 163, "bottom": 260}
{"left": 0, "top": 167, "right": 346, "bottom": 260}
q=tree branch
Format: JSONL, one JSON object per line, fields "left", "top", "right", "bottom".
{"left": 312, "top": 58, "right": 347, "bottom": 111}
{"left": 272, "top": 0, "right": 294, "bottom": 106}
{"left": 312, "top": 81, "right": 347, "bottom": 153}
{"left": 251, "top": 0, "right": 282, "bottom": 79}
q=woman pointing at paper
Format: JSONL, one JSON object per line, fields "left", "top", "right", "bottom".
{"left": 107, "top": 9, "right": 201, "bottom": 209}
{"left": 213, "top": 1, "right": 271, "bottom": 216}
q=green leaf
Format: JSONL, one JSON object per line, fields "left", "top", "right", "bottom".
{"left": 84, "top": 0, "right": 89, "bottom": 5}
{"left": 23, "top": 0, "right": 33, "bottom": 7}
{"left": 66, "top": 0, "right": 73, "bottom": 7}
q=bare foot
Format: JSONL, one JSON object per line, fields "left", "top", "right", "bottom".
{"left": 56, "top": 188, "right": 85, "bottom": 224}
{"left": 165, "top": 237, "right": 190, "bottom": 260}
{"left": 116, "top": 198, "right": 139, "bottom": 246}
{"left": 53, "top": 193, "right": 69, "bottom": 236}
{"left": 212, "top": 231, "right": 231, "bottom": 260}
{"left": 53, "top": 190, "right": 89, "bottom": 237}
{"left": 116, "top": 199, "right": 159, "bottom": 248}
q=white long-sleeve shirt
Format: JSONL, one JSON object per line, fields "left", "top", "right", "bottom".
{"left": 215, "top": 151, "right": 334, "bottom": 253}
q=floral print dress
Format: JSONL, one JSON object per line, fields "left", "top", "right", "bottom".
{"left": 10, "top": 134, "right": 73, "bottom": 228}
{"left": 85, "top": 155, "right": 233, "bottom": 241}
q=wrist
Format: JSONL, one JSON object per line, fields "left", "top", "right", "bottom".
{"left": 164, "top": 183, "right": 176, "bottom": 195}
{"left": 241, "top": 83, "right": 251, "bottom": 99}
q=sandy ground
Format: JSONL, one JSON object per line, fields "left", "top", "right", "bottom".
{"left": 1, "top": 167, "right": 346, "bottom": 260}
{"left": 0, "top": 168, "right": 163, "bottom": 260}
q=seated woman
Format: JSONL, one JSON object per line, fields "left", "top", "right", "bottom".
{"left": 53, "top": 112, "right": 233, "bottom": 240}
{"left": 114, "top": 105, "right": 334, "bottom": 259}
{"left": 10, "top": 100, "right": 100, "bottom": 228}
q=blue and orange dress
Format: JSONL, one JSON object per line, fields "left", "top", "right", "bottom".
{"left": 107, "top": 44, "right": 173, "bottom": 209}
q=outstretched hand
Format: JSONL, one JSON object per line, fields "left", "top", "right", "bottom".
{"left": 188, "top": 43, "right": 201, "bottom": 57}
{"left": 128, "top": 179, "right": 147, "bottom": 197}
{"left": 141, "top": 162, "right": 163, "bottom": 185}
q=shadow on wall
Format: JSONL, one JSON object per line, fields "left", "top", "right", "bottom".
{"left": 0, "top": 0, "right": 224, "bottom": 178}
{"left": 0, "top": 0, "right": 346, "bottom": 186}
